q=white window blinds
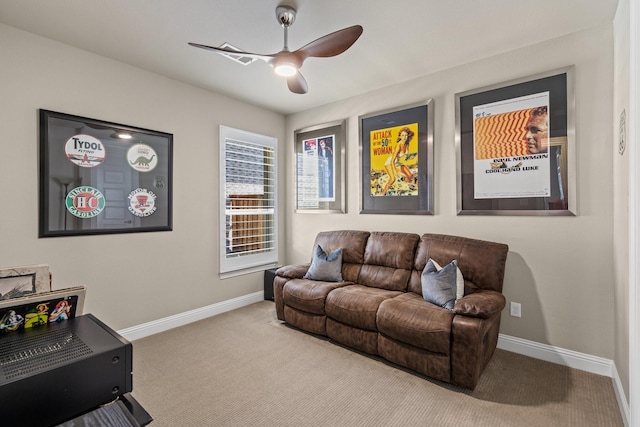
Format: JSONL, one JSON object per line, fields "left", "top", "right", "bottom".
{"left": 219, "top": 126, "right": 277, "bottom": 274}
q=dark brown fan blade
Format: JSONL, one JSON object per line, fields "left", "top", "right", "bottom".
{"left": 188, "top": 42, "right": 274, "bottom": 62}
{"left": 292, "top": 25, "right": 363, "bottom": 63}
{"left": 287, "top": 72, "right": 308, "bottom": 94}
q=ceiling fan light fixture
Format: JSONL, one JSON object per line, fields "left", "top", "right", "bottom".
{"left": 274, "top": 62, "right": 298, "bottom": 77}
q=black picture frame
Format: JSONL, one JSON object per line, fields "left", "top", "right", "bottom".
{"left": 359, "top": 100, "right": 434, "bottom": 215}
{"left": 455, "top": 67, "right": 575, "bottom": 215}
{"left": 39, "top": 110, "right": 173, "bottom": 237}
{"left": 294, "top": 119, "right": 346, "bottom": 213}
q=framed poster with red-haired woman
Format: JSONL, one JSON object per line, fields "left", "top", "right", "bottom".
{"left": 359, "top": 100, "right": 434, "bottom": 215}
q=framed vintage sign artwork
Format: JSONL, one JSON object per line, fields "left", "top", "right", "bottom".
{"left": 294, "top": 119, "right": 346, "bottom": 213}
{"left": 359, "top": 100, "right": 434, "bottom": 215}
{"left": 39, "top": 110, "right": 173, "bottom": 237}
{"left": 455, "top": 67, "right": 575, "bottom": 215}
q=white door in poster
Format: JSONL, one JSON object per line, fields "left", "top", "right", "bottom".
{"left": 92, "top": 142, "right": 141, "bottom": 229}
{"left": 473, "top": 92, "right": 551, "bottom": 199}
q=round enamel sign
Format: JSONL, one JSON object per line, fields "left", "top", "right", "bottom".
{"left": 65, "top": 186, "right": 105, "bottom": 218}
{"left": 64, "top": 134, "right": 106, "bottom": 168}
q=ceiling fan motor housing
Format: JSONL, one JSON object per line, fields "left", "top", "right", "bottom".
{"left": 276, "top": 6, "right": 296, "bottom": 27}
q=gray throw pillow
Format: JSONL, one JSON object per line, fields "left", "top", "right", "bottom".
{"left": 421, "top": 258, "right": 457, "bottom": 310}
{"left": 431, "top": 259, "right": 464, "bottom": 301}
{"left": 303, "top": 245, "right": 344, "bottom": 282}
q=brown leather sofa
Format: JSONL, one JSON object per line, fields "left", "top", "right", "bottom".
{"left": 273, "top": 230, "right": 509, "bottom": 390}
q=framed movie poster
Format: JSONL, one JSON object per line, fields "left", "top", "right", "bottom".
{"left": 359, "top": 100, "right": 434, "bottom": 214}
{"left": 294, "top": 120, "right": 346, "bottom": 213}
{"left": 455, "top": 67, "right": 576, "bottom": 215}
{"left": 0, "top": 286, "right": 86, "bottom": 333}
{"left": 39, "top": 110, "right": 173, "bottom": 237}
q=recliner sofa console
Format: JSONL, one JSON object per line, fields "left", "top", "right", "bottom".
{"left": 273, "top": 230, "right": 509, "bottom": 390}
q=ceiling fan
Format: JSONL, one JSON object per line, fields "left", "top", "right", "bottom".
{"left": 188, "top": 5, "right": 363, "bottom": 94}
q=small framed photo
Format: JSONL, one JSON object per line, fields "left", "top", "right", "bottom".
{"left": 0, "top": 264, "right": 51, "bottom": 300}
{"left": 359, "top": 100, "right": 434, "bottom": 214}
{"left": 455, "top": 66, "right": 575, "bottom": 215}
{"left": 294, "top": 119, "right": 346, "bottom": 213}
{"left": 39, "top": 110, "right": 173, "bottom": 237}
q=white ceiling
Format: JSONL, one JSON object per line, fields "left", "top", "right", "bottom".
{"left": 0, "top": 0, "right": 618, "bottom": 115}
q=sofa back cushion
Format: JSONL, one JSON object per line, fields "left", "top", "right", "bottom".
{"left": 408, "top": 234, "right": 509, "bottom": 295}
{"left": 358, "top": 232, "right": 420, "bottom": 291}
{"left": 313, "top": 230, "right": 370, "bottom": 282}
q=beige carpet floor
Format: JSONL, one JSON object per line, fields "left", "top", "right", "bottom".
{"left": 130, "top": 301, "right": 623, "bottom": 426}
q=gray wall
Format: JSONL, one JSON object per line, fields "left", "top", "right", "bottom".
{"left": 284, "top": 25, "right": 615, "bottom": 359}
{"left": 0, "top": 24, "right": 285, "bottom": 330}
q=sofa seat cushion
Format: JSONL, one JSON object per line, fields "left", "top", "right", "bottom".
{"left": 325, "top": 285, "right": 401, "bottom": 331}
{"left": 283, "top": 279, "right": 349, "bottom": 315}
{"left": 377, "top": 292, "right": 455, "bottom": 355}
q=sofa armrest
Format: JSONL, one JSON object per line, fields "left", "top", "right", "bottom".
{"left": 453, "top": 290, "right": 506, "bottom": 319}
{"left": 276, "top": 263, "right": 310, "bottom": 280}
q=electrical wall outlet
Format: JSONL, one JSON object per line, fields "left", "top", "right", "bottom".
{"left": 510, "top": 302, "right": 522, "bottom": 317}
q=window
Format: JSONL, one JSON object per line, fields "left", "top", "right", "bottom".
{"left": 219, "top": 126, "right": 277, "bottom": 275}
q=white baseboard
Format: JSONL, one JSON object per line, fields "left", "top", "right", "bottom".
{"left": 612, "top": 363, "right": 631, "bottom": 427}
{"left": 117, "top": 291, "right": 264, "bottom": 341}
{"left": 498, "top": 334, "right": 630, "bottom": 426}
{"left": 497, "top": 334, "right": 613, "bottom": 376}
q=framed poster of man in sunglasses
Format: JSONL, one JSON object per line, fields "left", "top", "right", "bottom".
{"left": 455, "top": 66, "right": 575, "bottom": 216}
